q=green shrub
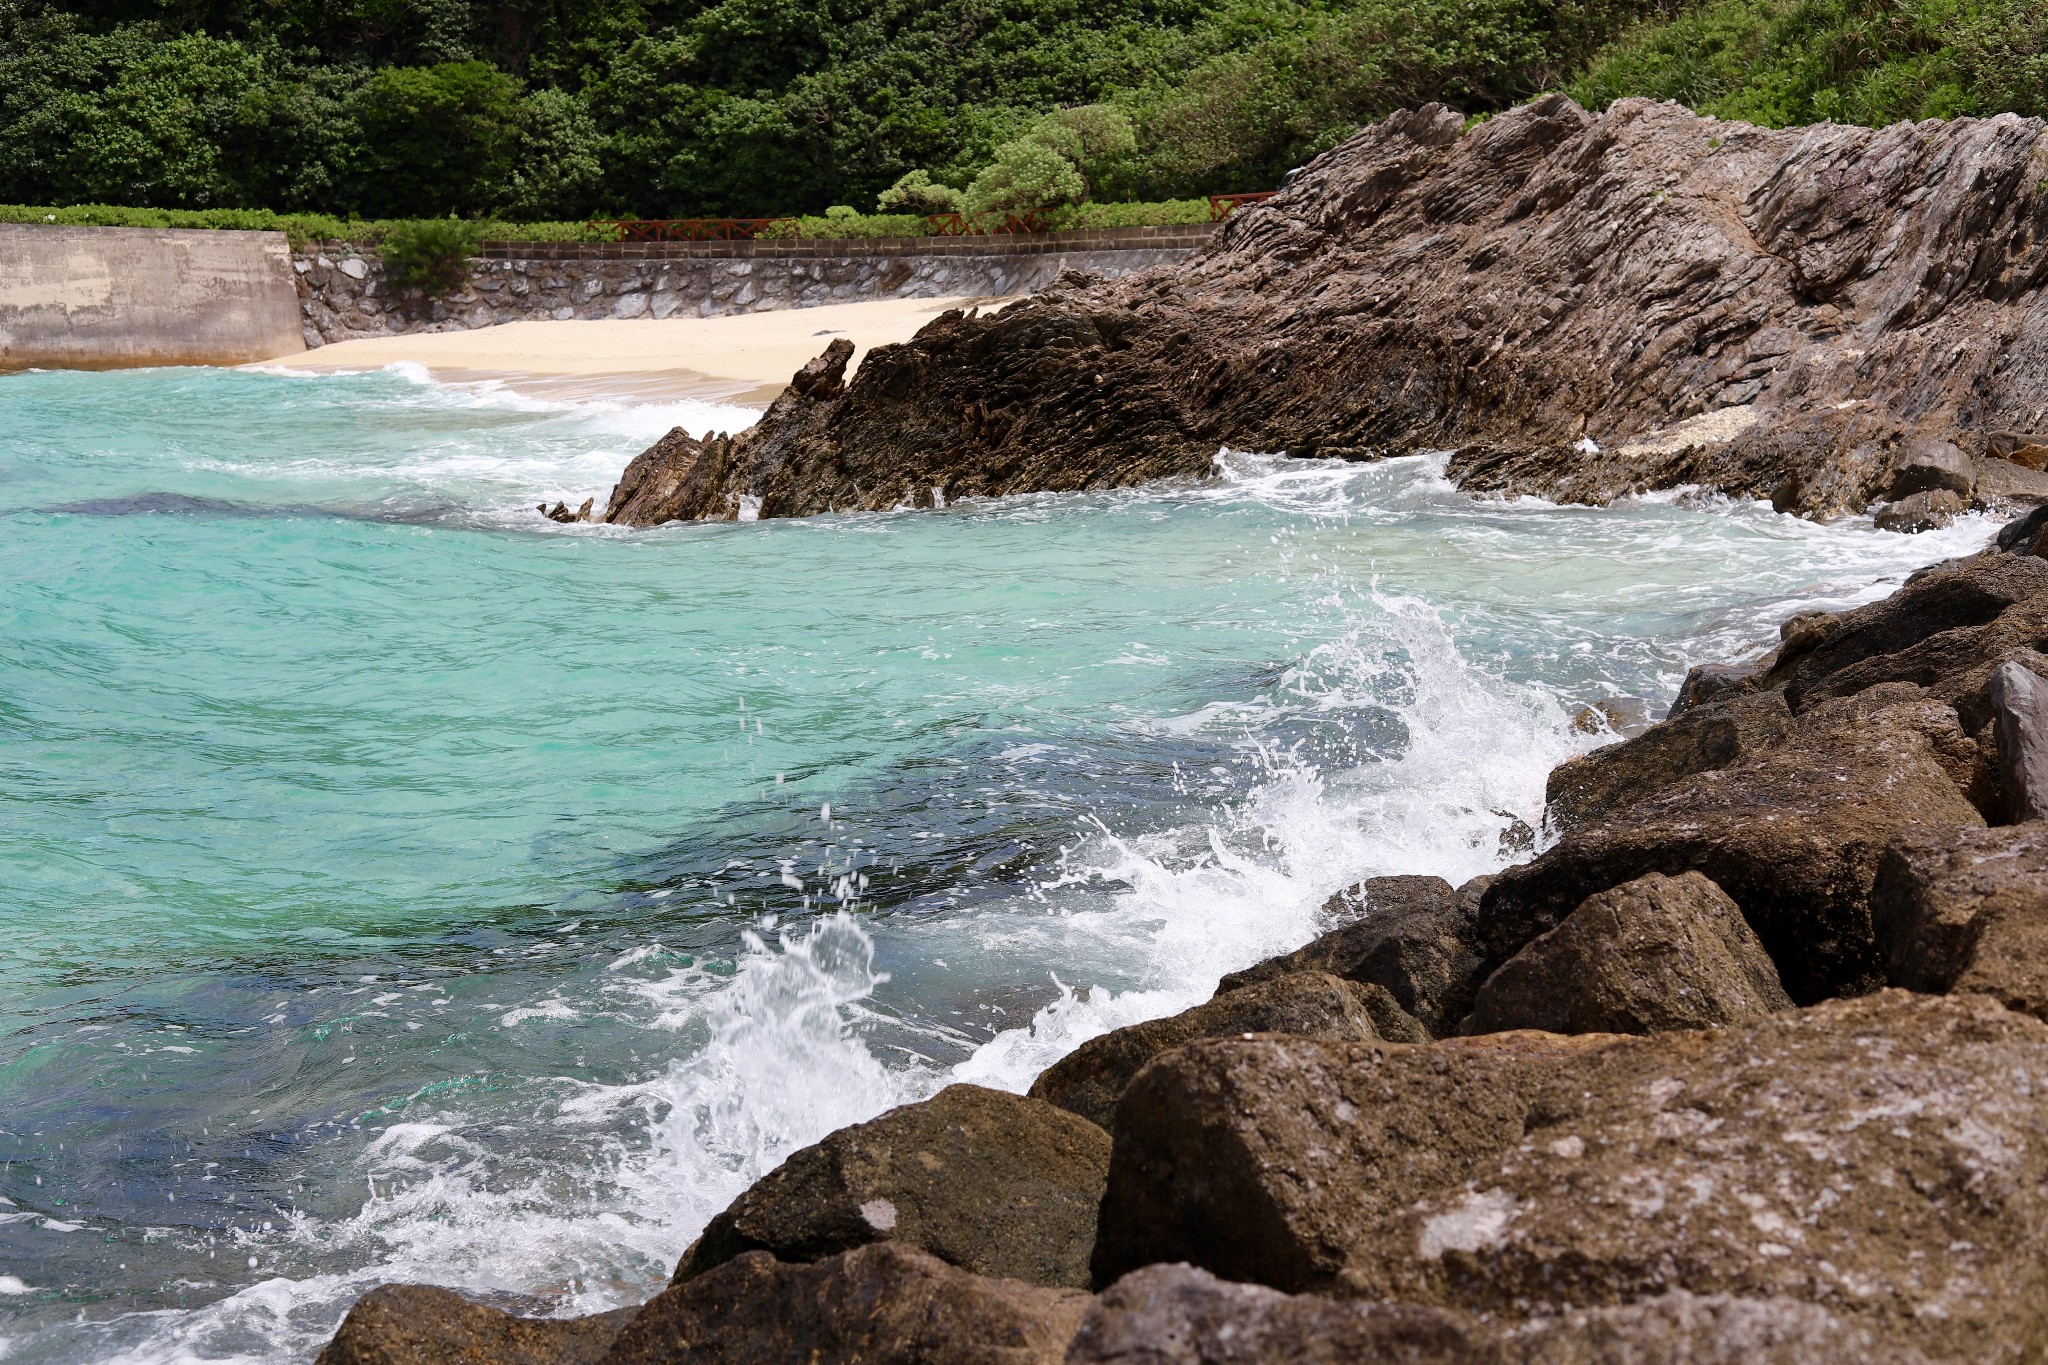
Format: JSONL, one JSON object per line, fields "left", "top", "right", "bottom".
{"left": 1047, "top": 198, "right": 1214, "bottom": 228}
{"left": 377, "top": 217, "right": 486, "bottom": 295}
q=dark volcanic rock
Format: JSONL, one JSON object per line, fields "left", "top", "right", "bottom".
{"left": 1093, "top": 993, "right": 2048, "bottom": 1361}
{"left": 316, "top": 1285, "right": 634, "bottom": 1365}
{"left": 1876, "top": 822, "right": 2048, "bottom": 1020}
{"left": 1481, "top": 699, "right": 1986, "bottom": 1003}
{"left": 1027, "top": 970, "right": 1417, "bottom": 1129}
{"left": 1466, "top": 871, "right": 1791, "bottom": 1035}
{"left": 1215, "top": 875, "right": 1487, "bottom": 1036}
{"left": 601, "top": 98, "right": 2048, "bottom": 523}
{"left": 1544, "top": 687, "right": 1793, "bottom": 831}
{"left": 609, "top": 1243, "right": 1087, "bottom": 1365}
{"left": 672, "top": 1084, "right": 1108, "bottom": 1289}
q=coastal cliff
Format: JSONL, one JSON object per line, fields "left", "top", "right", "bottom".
{"left": 323, "top": 512, "right": 2048, "bottom": 1360}
{"left": 598, "top": 95, "right": 2048, "bottom": 526}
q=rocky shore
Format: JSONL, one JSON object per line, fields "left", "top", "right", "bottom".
{"left": 594, "top": 95, "right": 2048, "bottom": 527}
{"left": 321, "top": 507, "right": 2048, "bottom": 1361}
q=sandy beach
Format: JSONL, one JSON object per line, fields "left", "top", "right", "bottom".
{"left": 267, "top": 295, "right": 1007, "bottom": 405}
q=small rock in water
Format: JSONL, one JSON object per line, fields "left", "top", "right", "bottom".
{"left": 1875, "top": 488, "right": 1965, "bottom": 533}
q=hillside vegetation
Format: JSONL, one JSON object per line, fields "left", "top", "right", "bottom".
{"left": 3, "top": 0, "right": 2044, "bottom": 221}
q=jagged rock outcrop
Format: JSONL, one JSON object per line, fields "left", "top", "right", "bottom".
{"left": 671, "top": 1084, "right": 1108, "bottom": 1289}
{"left": 1026, "top": 970, "right": 1420, "bottom": 1130}
{"left": 600, "top": 97, "right": 2048, "bottom": 525}
{"left": 1465, "top": 871, "right": 1791, "bottom": 1034}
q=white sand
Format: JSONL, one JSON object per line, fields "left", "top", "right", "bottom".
{"left": 267, "top": 295, "right": 1008, "bottom": 405}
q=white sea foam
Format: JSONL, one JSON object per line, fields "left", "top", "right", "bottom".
{"left": 15, "top": 429, "right": 2005, "bottom": 1365}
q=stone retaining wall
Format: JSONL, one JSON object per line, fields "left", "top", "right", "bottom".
{"left": 295, "top": 226, "right": 1215, "bottom": 346}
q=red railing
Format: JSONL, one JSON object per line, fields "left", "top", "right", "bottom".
{"left": 596, "top": 217, "right": 797, "bottom": 241}
{"left": 1208, "top": 191, "right": 1278, "bottom": 220}
{"left": 592, "top": 196, "right": 1274, "bottom": 241}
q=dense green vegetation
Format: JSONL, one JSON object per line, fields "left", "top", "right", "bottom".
{"left": 5, "top": 0, "right": 2046, "bottom": 224}
{"left": 1571, "top": 0, "right": 2048, "bottom": 126}
{"left": 0, "top": 0, "right": 1665, "bottom": 219}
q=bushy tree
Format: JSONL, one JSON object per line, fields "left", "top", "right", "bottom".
{"left": 495, "top": 88, "right": 605, "bottom": 218}
{"left": 875, "top": 169, "right": 963, "bottom": 214}
{"left": 964, "top": 137, "right": 1088, "bottom": 217}
{"left": 348, "top": 60, "right": 523, "bottom": 216}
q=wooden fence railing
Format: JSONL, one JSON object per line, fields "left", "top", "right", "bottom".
{"left": 591, "top": 193, "right": 1277, "bottom": 242}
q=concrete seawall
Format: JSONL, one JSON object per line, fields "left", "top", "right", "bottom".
{"left": 296, "top": 226, "right": 1216, "bottom": 345}
{"left": 0, "top": 224, "right": 305, "bottom": 369}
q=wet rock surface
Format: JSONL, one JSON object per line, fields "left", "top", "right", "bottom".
{"left": 603, "top": 97, "right": 2048, "bottom": 524}
{"left": 1482, "top": 698, "right": 1986, "bottom": 1003}
{"left": 672, "top": 1083, "right": 1108, "bottom": 1289}
{"left": 1217, "top": 875, "right": 1488, "bottom": 1036}
{"left": 1027, "top": 970, "right": 1419, "bottom": 1129}
{"left": 316, "top": 1285, "right": 635, "bottom": 1365}
{"left": 1542, "top": 688, "right": 1793, "bottom": 832}
{"left": 611, "top": 1244, "right": 1088, "bottom": 1365}
{"left": 1466, "top": 871, "right": 1791, "bottom": 1035}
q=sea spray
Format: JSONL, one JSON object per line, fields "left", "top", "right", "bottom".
{"left": 0, "top": 363, "right": 2004, "bottom": 1364}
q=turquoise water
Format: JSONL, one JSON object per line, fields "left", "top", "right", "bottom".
{"left": 0, "top": 361, "right": 1995, "bottom": 1361}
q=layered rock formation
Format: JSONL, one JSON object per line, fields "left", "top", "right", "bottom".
{"left": 326, "top": 514, "right": 2048, "bottom": 1363}
{"left": 597, "top": 96, "right": 2048, "bottom": 526}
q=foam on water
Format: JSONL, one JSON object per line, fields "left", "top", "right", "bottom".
{"left": 0, "top": 365, "right": 2002, "bottom": 1362}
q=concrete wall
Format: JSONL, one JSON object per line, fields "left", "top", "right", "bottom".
{"left": 296, "top": 226, "right": 1216, "bottom": 345}
{"left": 0, "top": 224, "right": 305, "bottom": 369}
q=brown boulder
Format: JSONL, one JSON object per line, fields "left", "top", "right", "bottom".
{"left": 1876, "top": 822, "right": 2048, "bottom": 1021}
{"left": 608, "top": 1243, "right": 1087, "bottom": 1365}
{"left": 672, "top": 1084, "right": 1108, "bottom": 1289}
{"left": 1480, "top": 699, "right": 1985, "bottom": 1003}
{"left": 1543, "top": 687, "right": 1793, "bottom": 832}
{"left": 1070, "top": 1265, "right": 1933, "bottom": 1365}
{"left": 1089, "top": 1031, "right": 1556, "bottom": 1293}
{"left": 1216, "top": 875, "right": 1487, "bottom": 1036}
{"left": 1883, "top": 437, "right": 1975, "bottom": 501}
{"left": 1763, "top": 551, "right": 2048, "bottom": 713}
{"left": 1466, "top": 872, "right": 1790, "bottom": 1036}
{"left": 1989, "top": 660, "right": 2048, "bottom": 821}
{"left": 1875, "top": 488, "right": 1966, "bottom": 532}
{"left": 1094, "top": 993, "right": 2048, "bottom": 1361}
{"left": 1069, "top": 1263, "right": 1499, "bottom": 1365}
{"left": 316, "top": 1285, "right": 634, "bottom": 1365}
{"left": 1027, "top": 970, "right": 1418, "bottom": 1130}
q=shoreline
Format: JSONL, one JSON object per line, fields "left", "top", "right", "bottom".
{"left": 266, "top": 295, "right": 1009, "bottom": 406}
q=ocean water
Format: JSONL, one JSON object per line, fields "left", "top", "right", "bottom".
{"left": 0, "top": 361, "right": 1996, "bottom": 1362}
